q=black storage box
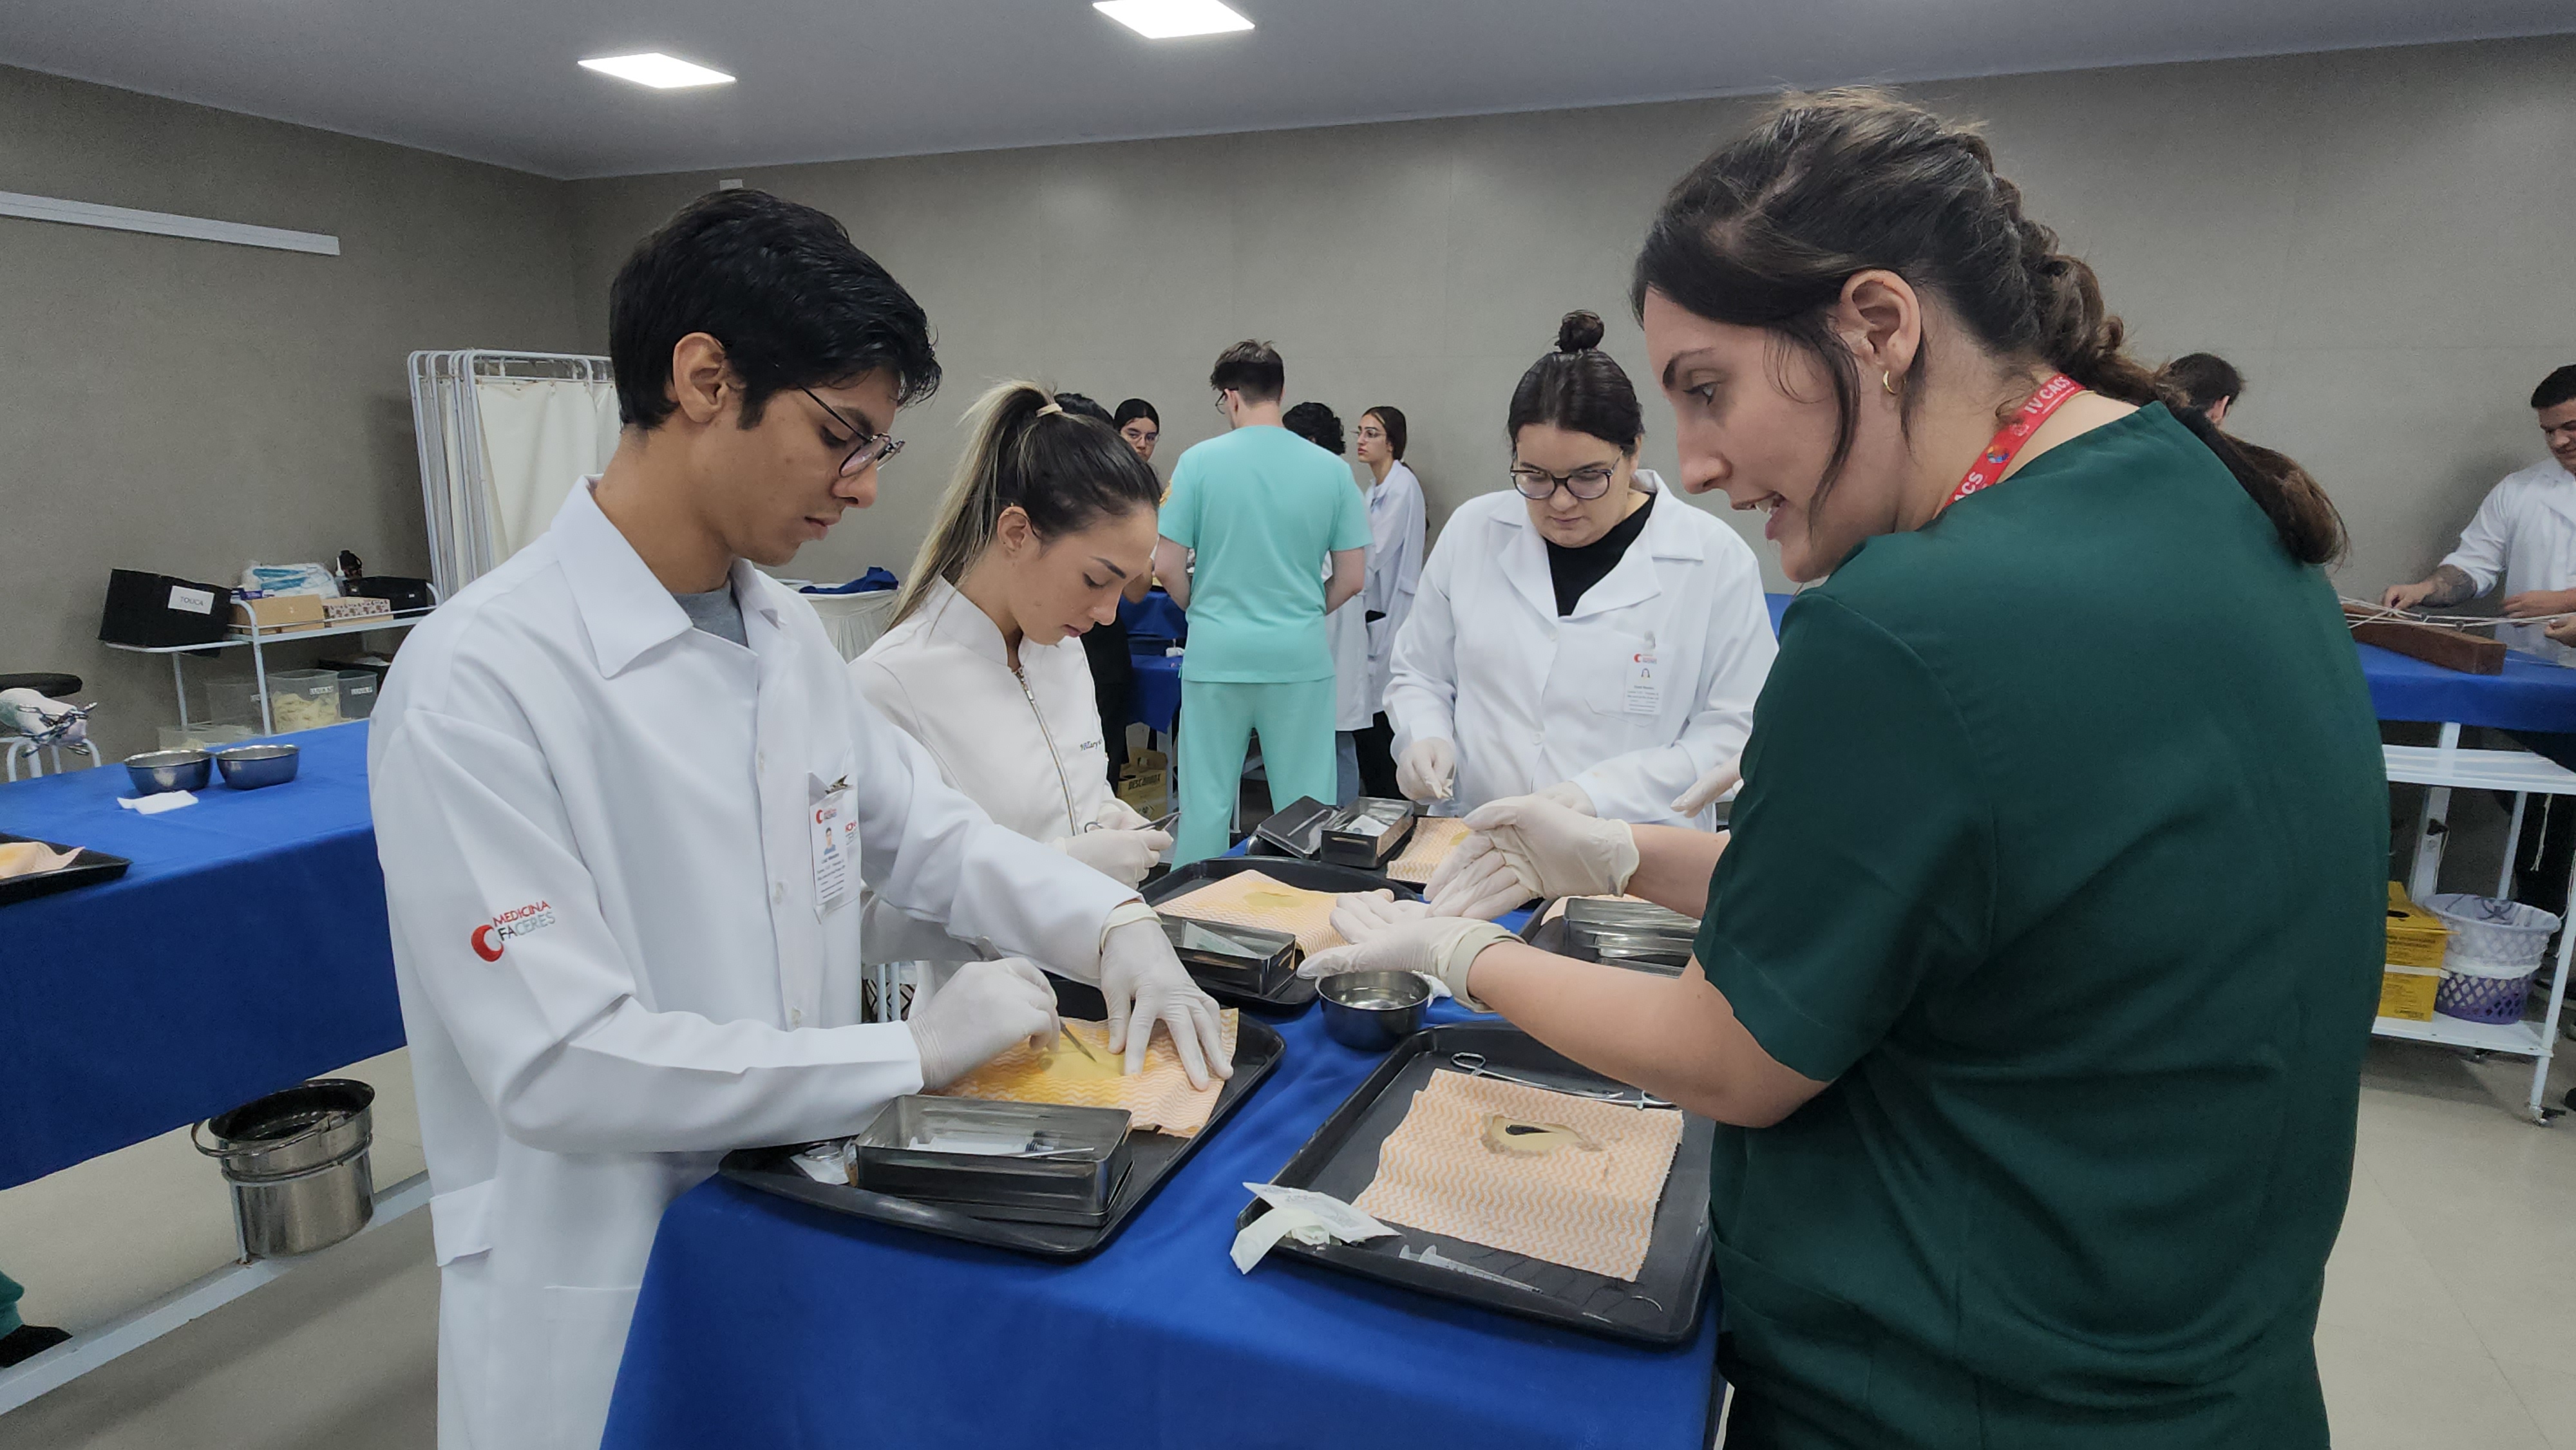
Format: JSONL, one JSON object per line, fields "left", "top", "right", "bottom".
{"left": 348, "top": 576, "right": 437, "bottom": 614}
{"left": 98, "top": 570, "right": 234, "bottom": 648}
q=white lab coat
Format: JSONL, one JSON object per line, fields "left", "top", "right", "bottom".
{"left": 1363, "top": 461, "right": 1426, "bottom": 713}
{"left": 1384, "top": 477, "right": 1776, "bottom": 826}
{"left": 2439, "top": 458, "right": 2576, "bottom": 664}
{"left": 371, "top": 484, "right": 1133, "bottom": 1450}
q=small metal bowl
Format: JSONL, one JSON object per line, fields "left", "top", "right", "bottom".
{"left": 1318, "top": 970, "right": 1430, "bottom": 1052}
{"left": 124, "top": 748, "right": 211, "bottom": 795}
{"left": 214, "top": 742, "right": 301, "bottom": 790}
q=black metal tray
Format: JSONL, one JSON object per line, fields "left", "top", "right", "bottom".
{"left": 1238, "top": 1021, "right": 1712, "bottom": 1346}
{"left": 0, "top": 833, "right": 132, "bottom": 908}
{"left": 719, "top": 978, "right": 1282, "bottom": 1260}
{"left": 1144, "top": 858, "right": 1426, "bottom": 1014}
{"left": 1519, "top": 901, "right": 1693, "bottom": 977}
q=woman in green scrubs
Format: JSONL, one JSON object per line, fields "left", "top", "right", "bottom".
{"left": 1305, "top": 90, "right": 2385, "bottom": 1447}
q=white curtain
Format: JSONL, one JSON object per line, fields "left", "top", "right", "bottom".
{"left": 472, "top": 378, "right": 623, "bottom": 565}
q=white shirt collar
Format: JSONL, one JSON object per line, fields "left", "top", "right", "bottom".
{"left": 551, "top": 480, "right": 785, "bottom": 677}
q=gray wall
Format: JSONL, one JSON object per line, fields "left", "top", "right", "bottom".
{"left": 564, "top": 35, "right": 2576, "bottom": 607}
{"left": 0, "top": 66, "right": 583, "bottom": 761}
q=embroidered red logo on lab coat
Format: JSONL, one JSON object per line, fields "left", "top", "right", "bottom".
{"left": 472, "top": 901, "right": 556, "bottom": 961}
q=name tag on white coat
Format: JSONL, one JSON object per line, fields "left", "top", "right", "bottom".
{"left": 810, "top": 777, "right": 857, "bottom": 918}
{"left": 1625, "top": 653, "right": 1662, "bottom": 715}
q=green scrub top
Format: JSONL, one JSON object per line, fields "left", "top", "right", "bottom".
{"left": 1160, "top": 425, "right": 1372, "bottom": 684}
{"left": 1696, "top": 406, "right": 2385, "bottom": 1448}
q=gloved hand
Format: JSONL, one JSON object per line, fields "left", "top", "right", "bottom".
{"left": 1427, "top": 795, "right": 1640, "bottom": 918}
{"left": 1669, "top": 759, "right": 1742, "bottom": 818}
{"left": 1052, "top": 825, "right": 1173, "bottom": 887}
{"left": 1396, "top": 739, "right": 1457, "bottom": 804}
{"left": 1423, "top": 833, "right": 1533, "bottom": 920}
{"left": 1533, "top": 780, "right": 1597, "bottom": 816}
{"left": 1099, "top": 918, "right": 1231, "bottom": 1087}
{"left": 1299, "top": 916, "right": 1519, "bottom": 1012}
{"left": 1093, "top": 797, "right": 1151, "bottom": 831}
{"left": 905, "top": 957, "right": 1061, "bottom": 1090}
{"left": 1329, "top": 889, "right": 1432, "bottom": 944}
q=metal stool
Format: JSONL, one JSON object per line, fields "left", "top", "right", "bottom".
{"left": 1, "top": 672, "right": 99, "bottom": 781}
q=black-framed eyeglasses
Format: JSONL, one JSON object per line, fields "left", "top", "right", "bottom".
{"left": 802, "top": 388, "right": 904, "bottom": 477}
{"left": 1509, "top": 462, "right": 1620, "bottom": 502}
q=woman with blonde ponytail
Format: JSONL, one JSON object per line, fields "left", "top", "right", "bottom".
{"left": 858, "top": 382, "right": 1175, "bottom": 883}
{"left": 1300, "top": 90, "right": 2380, "bottom": 1447}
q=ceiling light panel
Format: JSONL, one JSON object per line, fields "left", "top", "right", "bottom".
{"left": 1094, "top": 1, "right": 1255, "bottom": 41}
{"left": 577, "top": 53, "right": 735, "bottom": 89}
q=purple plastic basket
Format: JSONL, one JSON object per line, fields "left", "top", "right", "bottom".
{"left": 2434, "top": 968, "right": 2537, "bottom": 1025}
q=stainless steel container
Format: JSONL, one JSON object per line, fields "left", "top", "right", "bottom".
{"left": 1318, "top": 798, "right": 1417, "bottom": 870}
{"left": 1162, "top": 916, "right": 1301, "bottom": 996}
{"left": 193, "top": 1079, "right": 376, "bottom": 1257}
{"left": 213, "top": 742, "right": 301, "bottom": 789}
{"left": 123, "top": 748, "right": 211, "bottom": 794}
{"left": 1318, "top": 971, "right": 1430, "bottom": 1051}
{"left": 850, "top": 1097, "right": 1133, "bottom": 1225}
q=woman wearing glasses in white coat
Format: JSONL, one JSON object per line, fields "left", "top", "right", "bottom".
{"left": 1383, "top": 310, "right": 1776, "bottom": 827}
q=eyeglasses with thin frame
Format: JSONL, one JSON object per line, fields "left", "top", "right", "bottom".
{"left": 802, "top": 388, "right": 904, "bottom": 477}
{"left": 1211, "top": 389, "right": 1235, "bottom": 415}
{"left": 1508, "top": 461, "right": 1620, "bottom": 502}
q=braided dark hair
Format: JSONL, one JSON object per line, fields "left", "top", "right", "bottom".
{"left": 1632, "top": 88, "right": 2342, "bottom": 564}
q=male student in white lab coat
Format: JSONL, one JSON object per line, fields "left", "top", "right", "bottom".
{"left": 2383, "top": 364, "right": 2576, "bottom": 663}
{"left": 370, "top": 189, "right": 1227, "bottom": 1450}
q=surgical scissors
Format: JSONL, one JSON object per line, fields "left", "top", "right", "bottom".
{"left": 1446, "top": 1052, "right": 1674, "bottom": 1109}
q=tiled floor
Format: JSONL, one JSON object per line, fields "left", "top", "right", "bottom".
{"left": 6, "top": 1038, "right": 2576, "bottom": 1448}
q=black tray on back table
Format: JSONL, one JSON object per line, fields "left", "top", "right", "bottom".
{"left": 1143, "top": 858, "right": 1425, "bottom": 1015}
{"left": 720, "top": 977, "right": 1281, "bottom": 1260}
{"left": 1238, "top": 1020, "right": 1712, "bottom": 1346}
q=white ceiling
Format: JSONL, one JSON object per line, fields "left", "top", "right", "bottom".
{"left": 6, "top": 1, "right": 2571, "bottom": 180}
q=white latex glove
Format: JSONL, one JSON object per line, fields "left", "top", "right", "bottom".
{"left": 1329, "top": 890, "right": 1432, "bottom": 944}
{"left": 1533, "top": 780, "right": 1597, "bottom": 816}
{"left": 1423, "top": 833, "right": 1534, "bottom": 920}
{"left": 1099, "top": 918, "right": 1231, "bottom": 1087}
{"left": 1052, "top": 826, "right": 1173, "bottom": 887}
{"left": 1428, "top": 795, "right": 1641, "bottom": 918}
{"left": 1299, "top": 916, "right": 1519, "bottom": 1012}
{"left": 1670, "top": 759, "right": 1743, "bottom": 819}
{"left": 905, "top": 957, "right": 1062, "bottom": 1090}
{"left": 1092, "top": 797, "right": 1151, "bottom": 831}
{"left": 1396, "top": 739, "right": 1456, "bottom": 804}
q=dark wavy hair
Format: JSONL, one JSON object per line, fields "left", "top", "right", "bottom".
{"left": 1633, "top": 89, "right": 2341, "bottom": 564}
{"left": 1283, "top": 401, "right": 1346, "bottom": 455}
{"left": 609, "top": 188, "right": 938, "bottom": 431}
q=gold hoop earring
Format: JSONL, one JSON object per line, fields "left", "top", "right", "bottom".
{"left": 1881, "top": 370, "right": 1899, "bottom": 396}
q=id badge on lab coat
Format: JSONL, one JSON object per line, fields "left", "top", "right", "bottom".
{"left": 1625, "top": 652, "right": 1662, "bottom": 715}
{"left": 810, "top": 778, "right": 858, "bottom": 918}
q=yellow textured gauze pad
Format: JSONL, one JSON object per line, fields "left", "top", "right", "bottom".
{"left": 934, "top": 1010, "right": 1240, "bottom": 1137}
{"left": 1157, "top": 872, "right": 1345, "bottom": 954}
{"left": 1386, "top": 816, "right": 1473, "bottom": 886}
{"left": 1352, "top": 1069, "right": 1683, "bottom": 1280}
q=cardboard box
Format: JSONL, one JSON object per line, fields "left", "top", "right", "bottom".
{"left": 2385, "top": 882, "right": 2450, "bottom": 970}
{"left": 323, "top": 596, "right": 392, "bottom": 621}
{"left": 2380, "top": 965, "right": 2441, "bottom": 1022}
{"left": 1115, "top": 768, "right": 1170, "bottom": 819}
{"left": 231, "top": 593, "right": 328, "bottom": 635}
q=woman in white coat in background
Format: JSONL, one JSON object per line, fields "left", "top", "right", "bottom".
{"left": 1385, "top": 310, "right": 1776, "bottom": 827}
{"left": 856, "top": 383, "right": 1177, "bottom": 899}
{"left": 1351, "top": 405, "right": 1425, "bottom": 799}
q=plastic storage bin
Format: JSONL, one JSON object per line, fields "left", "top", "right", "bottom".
{"left": 334, "top": 670, "right": 380, "bottom": 720}
{"left": 265, "top": 670, "right": 341, "bottom": 732}
{"left": 2425, "top": 893, "right": 2561, "bottom": 1025}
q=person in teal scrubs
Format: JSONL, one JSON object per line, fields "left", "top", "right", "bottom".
{"left": 0, "top": 1267, "right": 70, "bottom": 1366}
{"left": 1303, "top": 91, "right": 2382, "bottom": 1447}
{"left": 1153, "top": 341, "right": 1370, "bottom": 863}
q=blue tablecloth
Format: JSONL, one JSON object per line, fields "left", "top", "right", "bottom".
{"left": 601, "top": 995, "right": 1719, "bottom": 1450}
{"left": 1121, "top": 588, "right": 1188, "bottom": 645}
{"left": 1130, "top": 651, "right": 1182, "bottom": 735}
{"left": 2356, "top": 643, "right": 2576, "bottom": 732}
{"left": 0, "top": 723, "right": 401, "bottom": 1189}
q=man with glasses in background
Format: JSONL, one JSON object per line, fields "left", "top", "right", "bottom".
{"left": 1151, "top": 341, "right": 1370, "bottom": 862}
{"left": 370, "top": 188, "right": 1222, "bottom": 1450}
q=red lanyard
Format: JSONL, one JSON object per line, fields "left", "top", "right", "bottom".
{"left": 1943, "top": 373, "right": 2083, "bottom": 509}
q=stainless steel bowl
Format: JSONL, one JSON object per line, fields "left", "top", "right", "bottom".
{"left": 124, "top": 748, "right": 212, "bottom": 794}
{"left": 214, "top": 742, "right": 301, "bottom": 789}
{"left": 1318, "top": 970, "right": 1430, "bottom": 1051}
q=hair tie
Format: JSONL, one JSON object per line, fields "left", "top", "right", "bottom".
{"left": 1036, "top": 402, "right": 1064, "bottom": 417}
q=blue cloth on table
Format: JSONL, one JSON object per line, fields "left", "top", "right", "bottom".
{"left": 1765, "top": 590, "right": 1789, "bottom": 636}
{"left": 601, "top": 997, "right": 1718, "bottom": 1450}
{"left": 2356, "top": 643, "right": 2576, "bottom": 731}
{"left": 1130, "top": 651, "right": 1183, "bottom": 735}
{"left": 800, "top": 567, "right": 898, "bottom": 594}
{"left": 0, "top": 724, "right": 401, "bottom": 1189}
{"left": 1121, "top": 588, "right": 1188, "bottom": 645}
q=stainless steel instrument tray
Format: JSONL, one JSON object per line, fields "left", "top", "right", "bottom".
{"left": 849, "top": 1097, "right": 1135, "bottom": 1227}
